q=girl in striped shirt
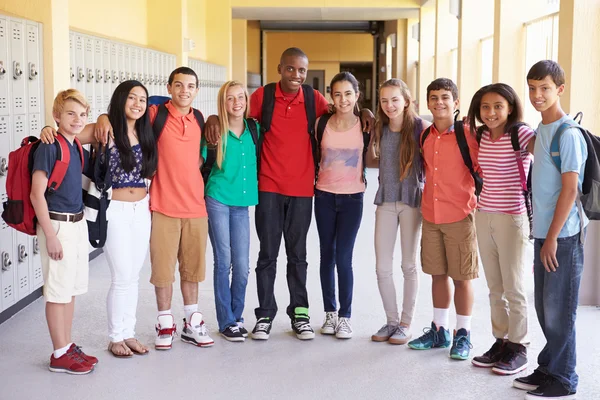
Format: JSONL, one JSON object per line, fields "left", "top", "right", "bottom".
{"left": 467, "top": 83, "right": 535, "bottom": 375}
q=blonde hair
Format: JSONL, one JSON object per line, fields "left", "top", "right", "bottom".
{"left": 215, "top": 81, "right": 250, "bottom": 169}
{"left": 374, "top": 79, "right": 418, "bottom": 180}
{"left": 52, "top": 89, "right": 90, "bottom": 124}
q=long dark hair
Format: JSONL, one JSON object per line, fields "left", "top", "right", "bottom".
{"left": 468, "top": 83, "right": 525, "bottom": 136}
{"left": 329, "top": 71, "right": 361, "bottom": 116}
{"left": 108, "top": 80, "right": 157, "bottom": 178}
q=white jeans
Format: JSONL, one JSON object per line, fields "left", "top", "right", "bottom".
{"left": 104, "top": 196, "right": 151, "bottom": 342}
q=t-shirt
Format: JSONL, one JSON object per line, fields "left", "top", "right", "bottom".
{"left": 32, "top": 138, "right": 86, "bottom": 213}
{"left": 532, "top": 115, "right": 588, "bottom": 239}
{"left": 477, "top": 125, "right": 535, "bottom": 214}
{"left": 315, "top": 119, "right": 365, "bottom": 194}
{"left": 249, "top": 82, "right": 330, "bottom": 197}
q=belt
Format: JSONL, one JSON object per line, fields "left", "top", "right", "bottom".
{"left": 48, "top": 211, "right": 84, "bottom": 223}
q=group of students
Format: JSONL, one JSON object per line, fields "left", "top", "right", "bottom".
{"left": 30, "top": 46, "right": 586, "bottom": 400}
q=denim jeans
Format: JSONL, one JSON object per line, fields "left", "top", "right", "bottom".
{"left": 255, "top": 191, "right": 312, "bottom": 320}
{"left": 534, "top": 230, "right": 585, "bottom": 391}
{"left": 314, "top": 189, "right": 363, "bottom": 318}
{"left": 206, "top": 196, "right": 250, "bottom": 332}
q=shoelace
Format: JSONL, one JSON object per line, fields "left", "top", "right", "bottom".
{"left": 193, "top": 322, "right": 209, "bottom": 336}
{"left": 255, "top": 318, "right": 271, "bottom": 332}
{"left": 483, "top": 341, "right": 503, "bottom": 358}
{"left": 324, "top": 313, "right": 337, "bottom": 327}
{"left": 394, "top": 326, "right": 407, "bottom": 337}
{"left": 293, "top": 319, "right": 312, "bottom": 332}
{"left": 454, "top": 334, "right": 473, "bottom": 350}
{"left": 66, "top": 348, "right": 87, "bottom": 364}
{"left": 228, "top": 326, "right": 241, "bottom": 334}
{"left": 420, "top": 327, "right": 439, "bottom": 343}
{"left": 157, "top": 324, "right": 177, "bottom": 337}
{"left": 337, "top": 319, "right": 352, "bottom": 333}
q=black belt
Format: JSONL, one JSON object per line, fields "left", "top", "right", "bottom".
{"left": 48, "top": 211, "right": 84, "bottom": 223}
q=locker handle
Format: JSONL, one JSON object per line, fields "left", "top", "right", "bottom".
{"left": 13, "top": 61, "right": 23, "bottom": 80}
{"left": 29, "top": 63, "right": 39, "bottom": 80}
{"left": 112, "top": 70, "right": 118, "bottom": 83}
{"left": 0, "top": 157, "right": 7, "bottom": 176}
{"left": 104, "top": 69, "right": 110, "bottom": 83}
{"left": 86, "top": 68, "right": 94, "bottom": 83}
{"left": 18, "top": 244, "right": 28, "bottom": 263}
{"left": 70, "top": 67, "right": 75, "bottom": 79}
{"left": 77, "top": 67, "right": 85, "bottom": 82}
{"left": 96, "top": 69, "right": 103, "bottom": 83}
{"left": 1, "top": 252, "right": 11, "bottom": 272}
{"left": 33, "top": 238, "right": 40, "bottom": 255}
{"left": 0, "top": 61, "right": 5, "bottom": 76}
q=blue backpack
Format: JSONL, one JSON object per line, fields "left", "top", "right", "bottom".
{"left": 549, "top": 112, "right": 600, "bottom": 220}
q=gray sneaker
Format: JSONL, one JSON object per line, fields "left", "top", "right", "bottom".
{"left": 371, "top": 324, "right": 398, "bottom": 342}
{"left": 389, "top": 325, "right": 412, "bottom": 345}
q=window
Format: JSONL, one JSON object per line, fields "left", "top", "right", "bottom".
{"left": 480, "top": 36, "right": 493, "bottom": 87}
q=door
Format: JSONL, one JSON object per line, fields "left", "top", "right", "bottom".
{"left": 305, "top": 69, "right": 325, "bottom": 97}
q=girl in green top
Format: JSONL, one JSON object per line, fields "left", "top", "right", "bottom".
{"left": 202, "top": 80, "right": 260, "bottom": 342}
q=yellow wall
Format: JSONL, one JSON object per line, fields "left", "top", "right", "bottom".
{"left": 232, "top": 19, "right": 247, "bottom": 85}
{"left": 247, "top": 20, "right": 261, "bottom": 74}
{"left": 205, "top": 0, "right": 232, "bottom": 77}
{"left": 188, "top": 0, "right": 207, "bottom": 60}
{"left": 230, "top": 0, "right": 419, "bottom": 6}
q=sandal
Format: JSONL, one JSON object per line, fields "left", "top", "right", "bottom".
{"left": 124, "top": 338, "right": 149, "bottom": 355}
{"left": 108, "top": 341, "right": 134, "bottom": 358}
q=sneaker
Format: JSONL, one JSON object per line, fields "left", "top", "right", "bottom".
{"left": 251, "top": 317, "right": 272, "bottom": 340}
{"left": 155, "top": 314, "right": 177, "bottom": 350}
{"left": 388, "top": 325, "right": 412, "bottom": 345}
{"left": 70, "top": 343, "right": 98, "bottom": 366}
{"left": 513, "top": 369, "right": 549, "bottom": 391}
{"left": 371, "top": 324, "right": 398, "bottom": 342}
{"left": 221, "top": 325, "right": 245, "bottom": 342}
{"left": 525, "top": 376, "right": 576, "bottom": 399}
{"left": 492, "top": 342, "right": 528, "bottom": 375}
{"left": 321, "top": 311, "right": 338, "bottom": 335}
{"left": 291, "top": 308, "right": 315, "bottom": 340}
{"left": 335, "top": 317, "right": 352, "bottom": 339}
{"left": 237, "top": 321, "right": 248, "bottom": 338}
{"left": 450, "top": 328, "right": 473, "bottom": 360}
{"left": 407, "top": 322, "right": 451, "bottom": 350}
{"left": 181, "top": 312, "right": 214, "bottom": 347}
{"left": 49, "top": 348, "right": 94, "bottom": 375}
{"left": 472, "top": 338, "right": 506, "bottom": 368}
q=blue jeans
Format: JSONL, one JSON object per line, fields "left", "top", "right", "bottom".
{"left": 534, "top": 230, "right": 585, "bottom": 391}
{"left": 314, "top": 189, "right": 364, "bottom": 318}
{"left": 206, "top": 196, "right": 250, "bottom": 332}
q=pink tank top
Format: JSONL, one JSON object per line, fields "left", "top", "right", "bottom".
{"left": 315, "top": 119, "right": 366, "bottom": 194}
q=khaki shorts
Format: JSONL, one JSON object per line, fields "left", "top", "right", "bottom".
{"left": 37, "top": 218, "right": 89, "bottom": 303}
{"left": 421, "top": 213, "right": 479, "bottom": 281}
{"left": 150, "top": 212, "right": 208, "bottom": 287}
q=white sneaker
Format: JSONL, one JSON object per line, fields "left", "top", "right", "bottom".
{"left": 181, "top": 312, "right": 214, "bottom": 347}
{"left": 155, "top": 314, "right": 177, "bottom": 350}
{"left": 335, "top": 317, "right": 353, "bottom": 339}
{"left": 320, "top": 312, "right": 338, "bottom": 335}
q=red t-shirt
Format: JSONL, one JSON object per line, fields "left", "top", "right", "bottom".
{"left": 249, "top": 82, "right": 329, "bottom": 197}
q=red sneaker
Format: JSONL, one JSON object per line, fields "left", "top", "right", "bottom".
{"left": 70, "top": 343, "right": 98, "bottom": 366}
{"left": 49, "top": 348, "right": 94, "bottom": 375}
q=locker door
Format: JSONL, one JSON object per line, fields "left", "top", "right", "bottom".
{"left": 144, "top": 50, "right": 150, "bottom": 92}
{"left": 15, "top": 231, "right": 31, "bottom": 300}
{"left": 123, "top": 45, "right": 131, "bottom": 81}
{"left": 130, "top": 46, "right": 137, "bottom": 81}
{"left": 0, "top": 116, "right": 10, "bottom": 204}
{"left": 9, "top": 19, "right": 26, "bottom": 116}
{"left": 102, "top": 40, "right": 111, "bottom": 114}
{"left": 160, "top": 53, "right": 167, "bottom": 95}
{"left": 138, "top": 48, "right": 145, "bottom": 85}
{"left": 110, "top": 42, "right": 119, "bottom": 93}
{"left": 147, "top": 51, "right": 155, "bottom": 95}
{"left": 0, "top": 18, "right": 10, "bottom": 117}
{"left": 93, "top": 38, "right": 103, "bottom": 120}
{"left": 117, "top": 43, "right": 126, "bottom": 83}
{"left": 83, "top": 35, "right": 95, "bottom": 121}
{"left": 31, "top": 236, "right": 42, "bottom": 289}
{"left": 73, "top": 33, "right": 85, "bottom": 95}
{"left": 25, "top": 23, "right": 41, "bottom": 116}
{"left": 69, "top": 32, "right": 76, "bottom": 87}
{"left": 0, "top": 215, "right": 15, "bottom": 311}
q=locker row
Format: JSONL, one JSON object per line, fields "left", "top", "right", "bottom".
{"left": 0, "top": 15, "right": 45, "bottom": 312}
{"left": 189, "top": 58, "right": 227, "bottom": 117}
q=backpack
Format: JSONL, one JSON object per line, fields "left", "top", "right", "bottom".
{"left": 420, "top": 119, "right": 483, "bottom": 196}
{"left": 549, "top": 112, "right": 600, "bottom": 220}
{"left": 200, "top": 118, "right": 260, "bottom": 186}
{"left": 82, "top": 143, "right": 111, "bottom": 248}
{"left": 2, "top": 134, "right": 84, "bottom": 235}
{"left": 315, "top": 113, "right": 370, "bottom": 186}
{"left": 260, "top": 83, "right": 317, "bottom": 171}
{"left": 148, "top": 96, "right": 205, "bottom": 140}
{"left": 477, "top": 123, "right": 534, "bottom": 237}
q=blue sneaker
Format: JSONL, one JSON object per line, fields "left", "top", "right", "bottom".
{"left": 407, "top": 322, "right": 451, "bottom": 350}
{"left": 450, "top": 328, "right": 473, "bottom": 360}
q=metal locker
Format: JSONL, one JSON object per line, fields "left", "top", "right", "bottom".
{"left": 0, "top": 18, "right": 10, "bottom": 117}
{"left": 0, "top": 116, "right": 10, "bottom": 199}
{"left": 0, "top": 216, "right": 15, "bottom": 312}
{"left": 117, "top": 43, "right": 126, "bottom": 84}
{"left": 15, "top": 231, "right": 30, "bottom": 300}
{"left": 110, "top": 42, "right": 119, "bottom": 94}
{"left": 28, "top": 113, "right": 40, "bottom": 136}
{"left": 69, "top": 32, "right": 75, "bottom": 87}
{"left": 73, "top": 33, "right": 85, "bottom": 95}
{"left": 102, "top": 40, "right": 111, "bottom": 114}
{"left": 30, "top": 235, "right": 42, "bottom": 289}
{"left": 138, "top": 48, "right": 145, "bottom": 85}
{"left": 123, "top": 45, "right": 131, "bottom": 81}
{"left": 143, "top": 50, "right": 150, "bottom": 91}
{"left": 25, "top": 23, "right": 41, "bottom": 117}
{"left": 161, "top": 53, "right": 167, "bottom": 95}
{"left": 83, "top": 35, "right": 95, "bottom": 121}
{"left": 9, "top": 18, "right": 26, "bottom": 116}
{"left": 93, "top": 38, "right": 103, "bottom": 120}
{"left": 149, "top": 51, "right": 156, "bottom": 95}
{"left": 129, "top": 46, "right": 137, "bottom": 81}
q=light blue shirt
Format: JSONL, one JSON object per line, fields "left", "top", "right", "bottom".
{"left": 532, "top": 115, "right": 588, "bottom": 239}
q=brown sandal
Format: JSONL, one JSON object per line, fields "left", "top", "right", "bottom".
{"left": 108, "top": 341, "right": 134, "bottom": 358}
{"left": 124, "top": 338, "right": 149, "bottom": 355}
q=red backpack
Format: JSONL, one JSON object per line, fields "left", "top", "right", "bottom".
{"left": 1, "top": 134, "right": 84, "bottom": 235}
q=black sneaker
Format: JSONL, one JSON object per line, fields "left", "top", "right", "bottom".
{"left": 492, "top": 342, "right": 528, "bottom": 375}
{"left": 291, "top": 316, "right": 315, "bottom": 340}
{"left": 221, "top": 325, "right": 245, "bottom": 342}
{"left": 472, "top": 338, "right": 505, "bottom": 368}
{"left": 237, "top": 322, "right": 248, "bottom": 338}
{"left": 513, "top": 369, "right": 549, "bottom": 391}
{"left": 251, "top": 318, "right": 272, "bottom": 340}
{"left": 525, "top": 376, "right": 576, "bottom": 399}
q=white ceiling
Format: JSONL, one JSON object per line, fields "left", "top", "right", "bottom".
{"left": 231, "top": 7, "right": 420, "bottom": 21}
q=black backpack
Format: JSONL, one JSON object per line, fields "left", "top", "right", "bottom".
{"left": 200, "top": 118, "right": 260, "bottom": 186}
{"left": 152, "top": 102, "right": 205, "bottom": 140}
{"left": 260, "top": 83, "right": 317, "bottom": 171}
{"left": 420, "top": 117, "right": 483, "bottom": 196}
{"left": 315, "top": 113, "right": 370, "bottom": 186}
{"left": 549, "top": 112, "right": 600, "bottom": 220}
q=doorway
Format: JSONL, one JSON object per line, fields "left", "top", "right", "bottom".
{"left": 340, "top": 62, "right": 374, "bottom": 113}
{"left": 305, "top": 69, "right": 325, "bottom": 96}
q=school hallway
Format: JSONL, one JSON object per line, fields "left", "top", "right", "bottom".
{"left": 1, "top": 168, "right": 599, "bottom": 400}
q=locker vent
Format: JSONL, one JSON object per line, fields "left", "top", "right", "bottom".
{"left": 20, "top": 275, "right": 28, "bottom": 289}
{"left": 0, "top": 118, "right": 7, "bottom": 136}
{"left": 3, "top": 284, "right": 12, "bottom": 300}
{"left": 27, "top": 29, "right": 36, "bottom": 43}
{"left": 12, "top": 26, "right": 21, "bottom": 41}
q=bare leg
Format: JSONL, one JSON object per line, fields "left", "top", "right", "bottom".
{"left": 155, "top": 285, "right": 173, "bottom": 311}
{"left": 64, "top": 297, "right": 75, "bottom": 344}
{"left": 181, "top": 280, "right": 198, "bottom": 306}
{"left": 46, "top": 302, "right": 68, "bottom": 350}
{"left": 432, "top": 274, "right": 452, "bottom": 309}
{"left": 453, "top": 280, "right": 474, "bottom": 316}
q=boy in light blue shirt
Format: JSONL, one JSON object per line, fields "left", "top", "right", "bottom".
{"left": 513, "top": 60, "right": 587, "bottom": 400}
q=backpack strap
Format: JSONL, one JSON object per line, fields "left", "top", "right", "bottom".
{"left": 302, "top": 84, "right": 316, "bottom": 135}
{"left": 47, "top": 133, "right": 77, "bottom": 194}
{"left": 260, "top": 83, "right": 277, "bottom": 134}
{"left": 314, "top": 113, "right": 333, "bottom": 179}
{"left": 246, "top": 117, "right": 261, "bottom": 167}
{"left": 192, "top": 108, "right": 205, "bottom": 132}
{"left": 454, "top": 121, "right": 475, "bottom": 174}
{"left": 201, "top": 144, "right": 217, "bottom": 185}
{"left": 550, "top": 120, "right": 581, "bottom": 172}
{"left": 420, "top": 126, "right": 431, "bottom": 150}
{"left": 152, "top": 103, "right": 169, "bottom": 140}
{"left": 509, "top": 123, "right": 528, "bottom": 192}
{"left": 476, "top": 125, "right": 486, "bottom": 145}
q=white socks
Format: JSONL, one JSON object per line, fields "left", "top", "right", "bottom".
{"left": 184, "top": 304, "right": 198, "bottom": 322}
{"left": 54, "top": 343, "right": 72, "bottom": 358}
{"left": 433, "top": 308, "right": 450, "bottom": 329}
{"left": 456, "top": 314, "right": 472, "bottom": 331}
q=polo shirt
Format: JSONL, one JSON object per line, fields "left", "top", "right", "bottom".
{"left": 148, "top": 101, "right": 207, "bottom": 218}
{"left": 249, "top": 82, "right": 329, "bottom": 197}
{"left": 201, "top": 119, "right": 260, "bottom": 207}
{"left": 421, "top": 123, "right": 479, "bottom": 224}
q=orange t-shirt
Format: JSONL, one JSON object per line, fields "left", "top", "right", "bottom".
{"left": 148, "top": 102, "right": 207, "bottom": 218}
{"left": 420, "top": 123, "right": 479, "bottom": 224}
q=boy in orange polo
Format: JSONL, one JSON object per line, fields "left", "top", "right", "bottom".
{"left": 407, "top": 78, "right": 479, "bottom": 360}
